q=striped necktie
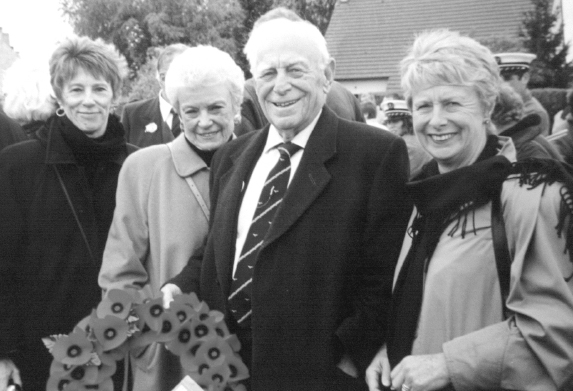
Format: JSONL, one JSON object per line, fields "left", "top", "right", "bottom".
{"left": 170, "top": 109, "right": 181, "bottom": 137}
{"left": 228, "top": 142, "right": 302, "bottom": 328}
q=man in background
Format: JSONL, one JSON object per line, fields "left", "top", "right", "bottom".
{"left": 121, "top": 43, "right": 188, "bottom": 147}
{"left": 495, "top": 52, "right": 550, "bottom": 136}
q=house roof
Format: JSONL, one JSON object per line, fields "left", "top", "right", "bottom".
{"left": 325, "top": 0, "right": 534, "bottom": 94}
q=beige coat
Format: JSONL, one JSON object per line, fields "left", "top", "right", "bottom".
{"left": 394, "top": 138, "right": 573, "bottom": 390}
{"left": 99, "top": 134, "right": 210, "bottom": 391}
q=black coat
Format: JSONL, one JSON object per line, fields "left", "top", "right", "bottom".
{"left": 0, "top": 110, "right": 27, "bottom": 152}
{"left": 172, "top": 107, "right": 411, "bottom": 391}
{"left": 0, "top": 115, "right": 136, "bottom": 388}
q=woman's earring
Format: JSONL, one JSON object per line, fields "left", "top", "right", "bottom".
{"left": 483, "top": 118, "right": 491, "bottom": 125}
{"left": 56, "top": 108, "right": 65, "bottom": 117}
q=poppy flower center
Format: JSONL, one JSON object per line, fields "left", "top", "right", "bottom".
{"left": 198, "top": 364, "right": 209, "bottom": 374}
{"left": 67, "top": 345, "right": 82, "bottom": 357}
{"left": 150, "top": 304, "right": 163, "bottom": 317}
{"left": 162, "top": 320, "right": 172, "bottom": 333}
{"left": 208, "top": 347, "right": 220, "bottom": 360}
{"left": 177, "top": 311, "right": 187, "bottom": 322}
{"left": 179, "top": 329, "right": 191, "bottom": 343}
{"left": 195, "top": 325, "right": 208, "bottom": 338}
{"left": 212, "top": 374, "right": 224, "bottom": 383}
{"left": 104, "top": 328, "right": 117, "bottom": 340}
{"left": 112, "top": 303, "right": 124, "bottom": 313}
{"left": 71, "top": 366, "right": 85, "bottom": 380}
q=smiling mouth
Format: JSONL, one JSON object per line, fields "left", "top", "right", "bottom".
{"left": 197, "top": 130, "right": 219, "bottom": 138}
{"left": 273, "top": 99, "right": 298, "bottom": 108}
{"left": 430, "top": 133, "right": 455, "bottom": 142}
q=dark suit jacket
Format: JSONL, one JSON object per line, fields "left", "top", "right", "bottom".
{"left": 235, "top": 78, "right": 365, "bottom": 136}
{"left": 121, "top": 96, "right": 175, "bottom": 148}
{"left": 172, "top": 107, "right": 411, "bottom": 390}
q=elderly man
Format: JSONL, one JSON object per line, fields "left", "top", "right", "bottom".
{"left": 165, "top": 16, "right": 411, "bottom": 391}
{"left": 120, "top": 43, "right": 188, "bottom": 147}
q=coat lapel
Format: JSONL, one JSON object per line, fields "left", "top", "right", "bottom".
{"left": 215, "top": 129, "right": 268, "bottom": 296}
{"left": 261, "top": 107, "right": 338, "bottom": 249}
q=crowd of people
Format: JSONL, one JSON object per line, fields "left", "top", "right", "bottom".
{"left": 1, "top": 6, "right": 572, "bottom": 391}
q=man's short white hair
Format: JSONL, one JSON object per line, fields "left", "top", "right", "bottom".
{"left": 243, "top": 18, "right": 330, "bottom": 74}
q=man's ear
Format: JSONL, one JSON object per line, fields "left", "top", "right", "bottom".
{"left": 522, "top": 71, "right": 530, "bottom": 86}
{"left": 323, "top": 58, "right": 336, "bottom": 94}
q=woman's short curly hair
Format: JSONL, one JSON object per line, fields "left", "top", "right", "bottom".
{"left": 49, "top": 35, "right": 128, "bottom": 101}
{"left": 401, "top": 29, "right": 501, "bottom": 127}
{"left": 165, "top": 46, "right": 245, "bottom": 118}
{"left": 3, "top": 59, "right": 57, "bottom": 125}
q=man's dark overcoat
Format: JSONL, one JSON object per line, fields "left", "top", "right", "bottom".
{"left": 172, "top": 107, "right": 412, "bottom": 391}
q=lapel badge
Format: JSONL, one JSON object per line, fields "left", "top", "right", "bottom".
{"left": 145, "top": 122, "right": 158, "bottom": 133}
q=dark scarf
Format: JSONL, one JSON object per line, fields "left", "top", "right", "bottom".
{"left": 387, "top": 135, "right": 573, "bottom": 368}
{"left": 58, "top": 114, "right": 127, "bottom": 186}
{"left": 185, "top": 135, "right": 233, "bottom": 167}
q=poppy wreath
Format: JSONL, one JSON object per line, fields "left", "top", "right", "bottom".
{"left": 43, "top": 289, "right": 249, "bottom": 391}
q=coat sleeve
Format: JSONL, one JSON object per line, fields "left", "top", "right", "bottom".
{"left": 336, "top": 136, "right": 412, "bottom": 371}
{"left": 443, "top": 181, "right": 573, "bottom": 390}
{"left": 98, "top": 151, "right": 152, "bottom": 295}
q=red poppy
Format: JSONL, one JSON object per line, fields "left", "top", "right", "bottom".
{"left": 90, "top": 313, "right": 129, "bottom": 351}
{"left": 96, "top": 289, "right": 136, "bottom": 319}
{"left": 52, "top": 330, "right": 93, "bottom": 366}
{"left": 134, "top": 297, "right": 165, "bottom": 332}
{"left": 155, "top": 309, "right": 182, "bottom": 343}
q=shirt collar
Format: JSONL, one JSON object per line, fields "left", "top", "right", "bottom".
{"left": 159, "top": 92, "right": 174, "bottom": 121}
{"left": 264, "top": 109, "right": 322, "bottom": 153}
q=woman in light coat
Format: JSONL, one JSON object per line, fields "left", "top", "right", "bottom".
{"left": 98, "top": 45, "right": 245, "bottom": 391}
{"left": 366, "top": 30, "right": 573, "bottom": 391}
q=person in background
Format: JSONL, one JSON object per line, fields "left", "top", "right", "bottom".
{"left": 162, "top": 15, "right": 411, "bottom": 391}
{"left": 234, "top": 7, "right": 364, "bottom": 136}
{"left": 361, "top": 101, "right": 388, "bottom": 130}
{"left": 0, "top": 35, "right": 136, "bottom": 391}
{"left": 2, "top": 59, "right": 57, "bottom": 137}
{"left": 382, "top": 99, "right": 431, "bottom": 179}
{"left": 366, "top": 29, "right": 573, "bottom": 391}
{"left": 549, "top": 89, "right": 573, "bottom": 166}
{"left": 99, "top": 45, "right": 244, "bottom": 391}
{"left": 491, "top": 82, "right": 561, "bottom": 161}
{"left": 0, "top": 110, "right": 26, "bottom": 152}
{"left": 495, "top": 52, "right": 550, "bottom": 136}
{"left": 121, "top": 43, "right": 188, "bottom": 147}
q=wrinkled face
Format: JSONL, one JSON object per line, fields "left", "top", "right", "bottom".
{"left": 412, "top": 85, "right": 487, "bottom": 172}
{"left": 253, "top": 34, "right": 332, "bottom": 135}
{"left": 59, "top": 68, "right": 114, "bottom": 138}
{"left": 386, "top": 118, "right": 405, "bottom": 136}
{"left": 177, "top": 82, "right": 235, "bottom": 151}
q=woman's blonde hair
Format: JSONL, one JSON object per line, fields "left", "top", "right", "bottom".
{"left": 401, "top": 29, "right": 501, "bottom": 131}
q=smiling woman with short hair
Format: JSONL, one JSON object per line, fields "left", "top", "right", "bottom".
{"left": 0, "top": 35, "right": 136, "bottom": 390}
{"left": 367, "top": 29, "right": 573, "bottom": 391}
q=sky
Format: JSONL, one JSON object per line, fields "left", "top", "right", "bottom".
{"left": 0, "top": 0, "right": 74, "bottom": 63}
{"left": 1, "top": 0, "right": 572, "bottom": 63}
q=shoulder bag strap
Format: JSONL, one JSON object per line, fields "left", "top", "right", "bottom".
{"left": 491, "top": 188, "right": 512, "bottom": 319}
{"left": 53, "top": 165, "right": 96, "bottom": 265}
{"left": 166, "top": 143, "right": 210, "bottom": 221}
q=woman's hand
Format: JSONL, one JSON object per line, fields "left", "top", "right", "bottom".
{"left": 390, "top": 353, "right": 450, "bottom": 391}
{"left": 365, "top": 345, "right": 391, "bottom": 390}
{"left": 161, "top": 283, "right": 182, "bottom": 308}
{"left": 0, "top": 359, "right": 21, "bottom": 391}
